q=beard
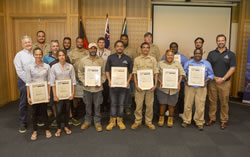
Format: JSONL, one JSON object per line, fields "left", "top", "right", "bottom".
{"left": 89, "top": 51, "right": 97, "bottom": 56}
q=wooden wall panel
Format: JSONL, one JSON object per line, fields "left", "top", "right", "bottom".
{"left": 127, "top": 0, "right": 148, "bottom": 17}
{"left": 82, "top": 0, "right": 123, "bottom": 17}
{"left": 8, "top": 0, "right": 67, "bottom": 15}
{"left": 71, "top": 0, "right": 79, "bottom": 14}
{"left": 0, "top": 0, "right": 3, "bottom": 13}
{"left": 246, "top": 1, "right": 250, "bottom": 19}
{"left": 0, "top": 16, "right": 9, "bottom": 106}
{"left": 69, "top": 17, "right": 79, "bottom": 47}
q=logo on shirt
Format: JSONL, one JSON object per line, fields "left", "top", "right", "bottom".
{"left": 122, "top": 60, "right": 128, "bottom": 64}
{"left": 224, "top": 55, "right": 229, "bottom": 59}
{"left": 66, "top": 68, "right": 70, "bottom": 71}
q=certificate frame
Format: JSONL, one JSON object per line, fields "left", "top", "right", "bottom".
{"left": 29, "top": 81, "right": 49, "bottom": 105}
{"left": 162, "top": 68, "right": 178, "bottom": 89}
{"left": 137, "top": 70, "right": 154, "bottom": 90}
{"left": 188, "top": 66, "right": 205, "bottom": 86}
{"left": 111, "top": 67, "right": 127, "bottom": 87}
{"left": 55, "top": 79, "right": 72, "bottom": 100}
{"left": 84, "top": 66, "right": 101, "bottom": 86}
{"left": 174, "top": 54, "right": 181, "bottom": 63}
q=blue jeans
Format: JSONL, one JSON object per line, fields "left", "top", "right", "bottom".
{"left": 124, "top": 81, "right": 135, "bottom": 108}
{"left": 17, "top": 77, "right": 27, "bottom": 126}
{"left": 109, "top": 88, "right": 127, "bottom": 117}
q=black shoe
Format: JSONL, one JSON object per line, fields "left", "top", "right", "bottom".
{"left": 124, "top": 108, "right": 131, "bottom": 115}
{"left": 197, "top": 125, "right": 204, "bottom": 131}
{"left": 19, "top": 126, "right": 27, "bottom": 133}
{"left": 37, "top": 122, "right": 45, "bottom": 127}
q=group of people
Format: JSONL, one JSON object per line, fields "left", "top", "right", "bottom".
{"left": 13, "top": 30, "right": 236, "bottom": 141}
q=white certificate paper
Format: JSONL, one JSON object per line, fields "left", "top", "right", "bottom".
{"left": 174, "top": 54, "right": 181, "bottom": 64}
{"left": 162, "top": 69, "right": 178, "bottom": 89}
{"left": 29, "top": 81, "right": 49, "bottom": 104}
{"left": 137, "top": 70, "right": 154, "bottom": 90}
{"left": 111, "top": 67, "right": 127, "bottom": 87}
{"left": 85, "top": 66, "right": 101, "bottom": 86}
{"left": 55, "top": 79, "right": 72, "bottom": 100}
{"left": 188, "top": 66, "right": 205, "bottom": 86}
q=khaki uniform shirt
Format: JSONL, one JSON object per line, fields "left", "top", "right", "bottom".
{"left": 68, "top": 47, "right": 89, "bottom": 78}
{"left": 78, "top": 56, "right": 106, "bottom": 93}
{"left": 124, "top": 47, "right": 136, "bottom": 61}
{"left": 158, "top": 60, "right": 185, "bottom": 95}
{"left": 133, "top": 55, "right": 159, "bottom": 74}
{"left": 32, "top": 43, "right": 51, "bottom": 57}
{"left": 137, "top": 44, "right": 161, "bottom": 62}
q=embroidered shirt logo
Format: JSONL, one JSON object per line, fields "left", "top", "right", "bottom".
{"left": 224, "top": 55, "right": 229, "bottom": 59}
{"left": 122, "top": 60, "right": 128, "bottom": 64}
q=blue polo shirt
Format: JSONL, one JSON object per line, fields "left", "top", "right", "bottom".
{"left": 162, "top": 52, "right": 188, "bottom": 68}
{"left": 43, "top": 52, "right": 56, "bottom": 64}
{"left": 184, "top": 59, "right": 214, "bottom": 87}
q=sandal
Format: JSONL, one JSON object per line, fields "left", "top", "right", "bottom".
{"left": 45, "top": 130, "right": 52, "bottom": 138}
{"left": 64, "top": 127, "right": 72, "bottom": 135}
{"left": 55, "top": 129, "right": 61, "bottom": 137}
{"left": 31, "top": 131, "right": 37, "bottom": 141}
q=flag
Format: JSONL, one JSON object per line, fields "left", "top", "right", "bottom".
{"left": 104, "top": 14, "right": 110, "bottom": 49}
{"left": 79, "top": 18, "right": 88, "bottom": 50}
{"left": 121, "top": 18, "right": 127, "bottom": 35}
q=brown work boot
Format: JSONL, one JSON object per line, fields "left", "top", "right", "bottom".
{"left": 80, "top": 121, "right": 91, "bottom": 130}
{"left": 158, "top": 116, "right": 165, "bottom": 127}
{"left": 95, "top": 122, "right": 103, "bottom": 132}
{"left": 117, "top": 117, "right": 126, "bottom": 130}
{"left": 206, "top": 120, "right": 215, "bottom": 126}
{"left": 167, "top": 116, "right": 174, "bottom": 128}
{"left": 106, "top": 117, "right": 116, "bottom": 131}
{"left": 131, "top": 122, "right": 141, "bottom": 130}
{"left": 145, "top": 123, "right": 156, "bottom": 130}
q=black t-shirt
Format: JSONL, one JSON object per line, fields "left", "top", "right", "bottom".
{"left": 207, "top": 48, "right": 236, "bottom": 80}
{"left": 105, "top": 53, "right": 133, "bottom": 73}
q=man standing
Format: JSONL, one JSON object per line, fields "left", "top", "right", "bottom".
{"left": 78, "top": 43, "right": 106, "bottom": 132}
{"left": 32, "top": 30, "right": 50, "bottom": 56}
{"left": 67, "top": 37, "right": 89, "bottom": 126}
{"left": 137, "top": 32, "right": 161, "bottom": 62}
{"left": 14, "top": 35, "right": 35, "bottom": 133}
{"left": 120, "top": 34, "right": 136, "bottom": 115}
{"left": 131, "top": 42, "right": 158, "bottom": 130}
{"left": 182, "top": 48, "right": 214, "bottom": 131}
{"left": 105, "top": 40, "right": 133, "bottom": 131}
{"left": 63, "top": 37, "right": 72, "bottom": 54}
{"left": 194, "top": 37, "right": 208, "bottom": 59}
{"left": 97, "top": 37, "right": 111, "bottom": 112}
{"left": 206, "top": 34, "right": 236, "bottom": 129}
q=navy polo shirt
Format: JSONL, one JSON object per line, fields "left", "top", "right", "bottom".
{"left": 105, "top": 53, "right": 133, "bottom": 74}
{"left": 207, "top": 48, "right": 236, "bottom": 81}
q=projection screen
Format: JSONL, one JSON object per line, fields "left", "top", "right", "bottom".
{"left": 152, "top": 5, "right": 232, "bottom": 59}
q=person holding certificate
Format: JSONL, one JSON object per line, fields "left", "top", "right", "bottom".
{"left": 131, "top": 42, "right": 159, "bottom": 130}
{"left": 181, "top": 48, "right": 214, "bottom": 131}
{"left": 50, "top": 50, "right": 77, "bottom": 137}
{"left": 105, "top": 40, "right": 133, "bottom": 131}
{"left": 78, "top": 43, "right": 106, "bottom": 132}
{"left": 157, "top": 49, "right": 185, "bottom": 127}
{"left": 161, "top": 42, "right": 188, "bottom": 119}
{"left": 26, "top": 48, "right": 52, "bottom": 140}
{"left": 14, "top": 35, "right": 35, "bottom": 133}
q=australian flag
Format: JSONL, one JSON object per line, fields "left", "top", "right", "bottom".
{"left": 104, "top": 15, "right": 110, "bottom": 49}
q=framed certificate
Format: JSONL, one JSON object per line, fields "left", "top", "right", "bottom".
{"left": 29, "top": 81, "right": 49, "bottom": 105}
{"left": 85, "top": 66, "right": 101, "bottom": 86}
{"left": 111, "top": 67, "right": 127, "bottom": 87}
{"left": 162, "top": 69, "right": 178, "bottom": 89}
{"left": 55, "top": 79, "right": 72, "bottom": 100}
{"left": 174, "top": 54, "right": 181, "bottom": 63}
{"left": 188, "top": 66, "right": 205, "bottom": 86}
{"left": 137, "top": 70, "right": 154, "bottom": 90}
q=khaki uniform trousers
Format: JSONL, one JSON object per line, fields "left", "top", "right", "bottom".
{"left": 208, "top": 80, "right": 231, "bottom": 123}
{"left": 134, "top": 90, "right": 154, "bottom": 124}
{"left": 183, "top": 85, "right": 207, "bottom": 126}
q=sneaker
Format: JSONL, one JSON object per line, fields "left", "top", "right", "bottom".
{"left": 72, "top": 118, "right": 81, "bottom": 126}
{"left": 124, "top": 108, "right": 131, "bottom": 115}
{"left": 37, "top": 122, "right": 45, "bottom": 127}
{"left": 181, "top": 122, "right": 188, "bottom": 128}
{"left": 197, "top": 125, "right": 204, "bottom": 131}
{"left": 68, "top": 119, "right": 73, "bottom": 125}
{"left": 19, "top": 126, "right": 27, "bottom": 134}
{"left": 50, "top": 120, "right": 57, "bottom": 127}
{"left": 165, "top": 110, "right": 169, "bottom": 116}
